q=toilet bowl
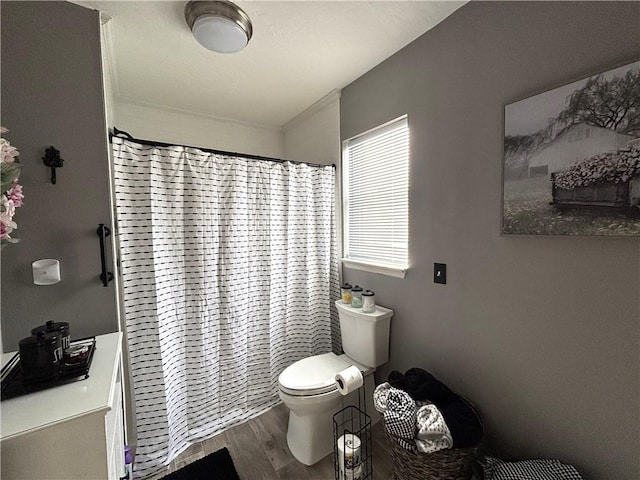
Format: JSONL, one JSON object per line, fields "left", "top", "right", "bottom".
{"left": 278, "top": 352, "right": 374, "bottom": 466}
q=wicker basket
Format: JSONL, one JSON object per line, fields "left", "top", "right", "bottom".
{"left": 381, "top": 398, "right": 482, "bottom": 480}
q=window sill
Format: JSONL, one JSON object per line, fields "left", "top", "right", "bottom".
{"left": 341, "top": 259, "right": 407, "bottom": 279}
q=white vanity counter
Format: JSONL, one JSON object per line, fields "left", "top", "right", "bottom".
{"left": 1, "top": 332, "right": 125, "bottom": 480}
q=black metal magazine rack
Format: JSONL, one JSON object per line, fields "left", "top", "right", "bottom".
{"left": 332, "top": 375, "right": 372, "bottom": 480}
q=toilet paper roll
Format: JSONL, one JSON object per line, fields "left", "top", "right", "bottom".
{"left": 337, "top": 433, "right": 361, "bottom": 472}
{"left": 335, "top": 366, "right": 363, "bottom": 396}
{"left": 339, "top": 464, "right": 363, "bottom": 480}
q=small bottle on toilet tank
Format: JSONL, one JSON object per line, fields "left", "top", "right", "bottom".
{"left": 341, "top": 283, "right": 353, "bottom": 304}
{"left": 362, "top": 290, "right": 375, "bottom": 313}
{"left": 351, "top": 286, "right": 363, "bottom": 308}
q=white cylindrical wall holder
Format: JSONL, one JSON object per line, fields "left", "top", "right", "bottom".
{"left": 32, "top": 259, "right": 61, "bottom": 285}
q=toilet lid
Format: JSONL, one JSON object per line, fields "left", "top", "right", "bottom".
{"left": 278, "top": 353, "right": 352, "bottom": 396}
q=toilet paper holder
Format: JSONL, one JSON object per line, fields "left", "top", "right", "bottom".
{"left": 332, "top": 377, "right": 372, "bottom": 480}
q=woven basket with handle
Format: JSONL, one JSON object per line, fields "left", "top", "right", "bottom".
{"left": 381, "top": 397, "right": 482, "bottom": 480}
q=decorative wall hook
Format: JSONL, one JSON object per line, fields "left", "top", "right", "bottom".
{"left": 42, "top": 146, "right": 64, "bottom": 184}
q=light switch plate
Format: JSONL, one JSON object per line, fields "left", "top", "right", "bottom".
{"left": 434, "top": 263, "right": 446, "bottom": 284}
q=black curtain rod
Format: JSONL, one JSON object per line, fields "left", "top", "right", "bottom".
{"left": 109, "top": 128, "right": 335, "bottom": 169}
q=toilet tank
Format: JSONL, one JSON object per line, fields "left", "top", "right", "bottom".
{"left": 335, "top": 300, "right": 393, "bottom": 367}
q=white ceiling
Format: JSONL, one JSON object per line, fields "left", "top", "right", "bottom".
{"left": 74, "top": 1, "right": 465, "bottom": 129}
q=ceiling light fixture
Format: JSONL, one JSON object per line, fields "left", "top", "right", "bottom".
{"left": 185, "top": 1, "right": 253, "bottom": 54}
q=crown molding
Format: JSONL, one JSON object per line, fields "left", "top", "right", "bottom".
{"left": 116, "top": 97, "right": 284, "bottom": 133}
{"left": 283, "top": 90, "right": 341, "bottom": 133}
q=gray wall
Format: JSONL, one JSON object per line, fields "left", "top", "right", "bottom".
{"left": 1, "top": 1, "right": 118, "bottom": 350}
{"left": 340, "top": 2, "right": 639, "bottom": 479}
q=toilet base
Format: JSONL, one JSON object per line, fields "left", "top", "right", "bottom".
{"left": 286, "top": 407, "right": 336, "bottom": 465}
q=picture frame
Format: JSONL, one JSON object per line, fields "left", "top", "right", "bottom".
{"left": 502, "top": 60, "right": 640, "bottom": 236}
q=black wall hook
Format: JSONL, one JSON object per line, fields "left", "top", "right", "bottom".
{"left": 42, "top": 146, "right": 64, "bottom": 184}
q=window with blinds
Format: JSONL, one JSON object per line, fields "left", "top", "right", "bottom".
{"left": 342, "top": 116, "right": 409, "bottom": 277}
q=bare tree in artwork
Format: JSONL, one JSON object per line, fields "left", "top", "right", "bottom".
{"left": 557, "top": 69, "right": 640, "bottom": 136}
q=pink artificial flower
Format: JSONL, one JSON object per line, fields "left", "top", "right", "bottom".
{"left": 0, "top": 221, "right": 9, "bottom": 240}
{"left": 0, "top": 220, "right": 14, "bottom": 240}
{"left": 7, "top": 182, "right": 23, "bottom": 208}
{"left": 0, "top": 195, "right": 17, "bottom": 240}
{"left": 1, "top": 194, "right": 15, "bottom": 218}
{"left": 0, "top": 138, "right": 19, "bottom": 164}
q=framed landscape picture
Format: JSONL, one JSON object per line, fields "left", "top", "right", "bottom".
{"left": 502, "top": 60, "right": 640, "bottom": 236}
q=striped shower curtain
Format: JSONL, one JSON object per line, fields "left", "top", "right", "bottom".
{"left": 111, "top": 136, "right": 340, "bottom": 479}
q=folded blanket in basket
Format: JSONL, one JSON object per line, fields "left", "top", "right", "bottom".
{"left": 389, "top": 368, "right": 483, "bottom": 448}
{"left": 443, "top": 396, "right": 483, "bottom": 448}
{"left": 374, "top": 383, "right": 417, "bottom": 452}
{"left": 389, "top": 368, "right": 457, "bottom": 406}
{"left": 481, "top": 456, "right": 583, "bottom": 480}
{"left": 415, "top": 403, "right": 453, "bottom": 453}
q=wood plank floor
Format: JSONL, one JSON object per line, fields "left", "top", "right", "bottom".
{"left": 154, "top": 402, "right": 394, "bottom": 480}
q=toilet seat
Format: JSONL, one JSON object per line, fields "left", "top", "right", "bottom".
{"left": 279, "top": 352, "right": 354, "bottom": 397}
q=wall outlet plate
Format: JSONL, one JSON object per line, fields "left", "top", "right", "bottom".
{"left": 434, "top": 263, "right": 447, "bottom": 284}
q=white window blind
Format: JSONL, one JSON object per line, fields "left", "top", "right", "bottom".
{"left": 343, "top": 116, "right": 409, "bottom": 272}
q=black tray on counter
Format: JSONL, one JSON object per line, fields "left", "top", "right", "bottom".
{"left": 1, "top": 337, "right": 96, "bottom": 401}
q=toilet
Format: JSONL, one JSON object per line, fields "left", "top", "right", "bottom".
{"left": 278, "top": 300, "right": 393, "bottom": 465}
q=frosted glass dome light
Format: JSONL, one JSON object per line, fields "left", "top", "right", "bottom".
{"left": 185, "top": 1, "right": 253, "bottom": 54}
